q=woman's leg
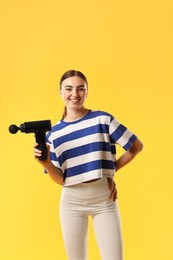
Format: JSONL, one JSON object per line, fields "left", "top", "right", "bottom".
{"left": 60, "top": 188, "right": 89, "bottom": 260}
{"left": 92, "top": 200, "right": 123, "bottom": 260}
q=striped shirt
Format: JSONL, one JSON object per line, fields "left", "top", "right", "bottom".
{"left": 46, "top": 110, "right": 137, "bottom": 186}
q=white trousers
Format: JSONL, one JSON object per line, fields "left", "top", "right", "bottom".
{"left": 60, "top": 178, "right": 123, "bottom": 260}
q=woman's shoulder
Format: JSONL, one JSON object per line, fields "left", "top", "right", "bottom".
{"left": 90, "top": 109, "right": 114, "bottom": 119}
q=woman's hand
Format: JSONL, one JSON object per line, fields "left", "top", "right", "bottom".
{"left": 34, "top": 143, "right": 50, "bottom": 165}
{"left": 107, "top": 177, "right": 117, "bottom": 201}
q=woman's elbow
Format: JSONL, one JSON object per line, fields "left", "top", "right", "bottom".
{"left": 135, "top": 138, "right": 144, "bottom": 153}
{"left": 130, "top": 138, "right": 144, "bottom": 155}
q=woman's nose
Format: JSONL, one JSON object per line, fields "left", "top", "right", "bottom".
{"left": 72, "top": 89, "right": 78, "bottom": 96}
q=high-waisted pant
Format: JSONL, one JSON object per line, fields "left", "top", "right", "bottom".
{"left": 60, "top": 178, "right": 123, "bottom": 260}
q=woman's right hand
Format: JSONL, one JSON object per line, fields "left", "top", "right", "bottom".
{"left": 34, "top": 143, "right": 50, "bottom": 165}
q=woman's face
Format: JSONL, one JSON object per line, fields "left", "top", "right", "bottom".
{"left": 60, "top": 76, "right": 88, "bottom": 110}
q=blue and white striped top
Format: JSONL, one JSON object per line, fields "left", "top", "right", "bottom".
{"left": 46, "top": 110, "right": 137, "bottom": 186}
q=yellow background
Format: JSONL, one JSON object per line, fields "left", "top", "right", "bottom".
{"left": 0, "top": 0, "right": 173, "bottom": 259}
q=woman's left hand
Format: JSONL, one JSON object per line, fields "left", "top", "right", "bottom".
{"left": 107, "top": 178, "right": 117, "bottom": 201}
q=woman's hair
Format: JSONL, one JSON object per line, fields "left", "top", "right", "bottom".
{"left": 60, "top": 70, "right": 88, "bottom": 120}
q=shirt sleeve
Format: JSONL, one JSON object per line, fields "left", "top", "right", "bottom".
{"left": 109, "top": 115, "right": 137, "bottom": 151}
{"left": 44, "top": 131, "right": 62, "bottom": 173}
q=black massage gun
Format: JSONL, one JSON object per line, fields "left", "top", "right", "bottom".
{"left": 9, "top": 120, "right": 51, "bottom": 161}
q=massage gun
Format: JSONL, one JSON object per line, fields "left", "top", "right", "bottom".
{"left": 9, "top": 120, "right": 51, "bottom": 161}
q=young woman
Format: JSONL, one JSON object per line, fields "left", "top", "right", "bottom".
{"left": 34, "top": 70, "right": 143, "bottom": 260}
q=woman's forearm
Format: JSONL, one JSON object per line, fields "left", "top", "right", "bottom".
{"left": 44, "top": 161, "right": 64, "bottom": 185}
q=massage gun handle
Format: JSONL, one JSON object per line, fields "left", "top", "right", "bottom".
{"left": 36, "top": 142, "right": 48, "bottom": 161}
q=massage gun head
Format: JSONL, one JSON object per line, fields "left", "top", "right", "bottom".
{"left": 9, "top": 124, "right": 20, "bottom": 134}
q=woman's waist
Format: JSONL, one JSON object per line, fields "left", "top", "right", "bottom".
{"left": 62, "top": 177, "right": 110, "bottom": 198}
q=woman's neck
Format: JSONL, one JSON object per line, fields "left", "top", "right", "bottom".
{"left": 64, "top": 107, "right": 89, "bottom": 122}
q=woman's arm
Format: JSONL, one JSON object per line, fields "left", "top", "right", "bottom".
{"left": 116, "top": 138, "right": 143, "bottom": 172}
{"left": 34, "top": 144, "right": 64, "bottom": 185}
